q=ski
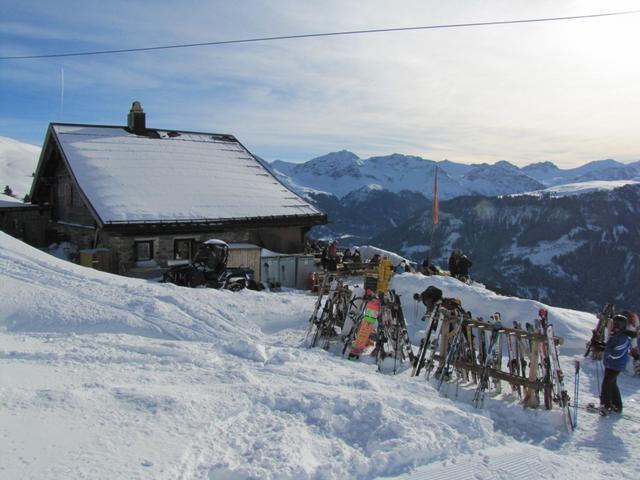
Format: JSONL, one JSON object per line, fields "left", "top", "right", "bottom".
{"left": 304, "top": 272, "right": 334, "bottom": 345}
{"left": 411, "top": 301, "right": 441, "bottom": 377}
{"left": 472, "top": 320, "right": 503, "bottom": 408}
{"left": 436, "top": 311, "right": 467, "bottom": 393}
{"left": 573, "top": 360, "right": 580, "bottom": 428}
{"left": 491, "top": 312, "right": 503, "bottom": 394}
{"left": 540, "top": 309, "right": 574, "bottom": 432}
{"left": 584, "top": 303, "right": 615, "bottom": 359}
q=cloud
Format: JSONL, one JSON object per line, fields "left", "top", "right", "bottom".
{"left": 1, "top": 0, "right": 640, "bottom": 166}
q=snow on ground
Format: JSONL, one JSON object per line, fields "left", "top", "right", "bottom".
{"left": 0, "top": 136, "right": 40, "bottom": 199}
{"left": 1, "top": 232, "right": 639, "bottom": 479}
{"left": 357, "top": 245, "right": 413, "bottom": 267}
{"left": 505, "top": 230, "right": 585, "bottom": 279}
{"left": 0, "top": 194, "right": 26, "bottom": 207}
{"left": 519, "top": 179, "right": 640, "bottom": 197}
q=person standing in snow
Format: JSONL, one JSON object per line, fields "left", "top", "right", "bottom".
{"left": 326, "top": 241, "right": 339, "bottom": 272}
{"left": 455, "top": 252, "right": 472, "bottom": 282}
{"left": 448, "top": 251, "right": 459, "bottom": 277}
{"left": 421, "top": 258, "right": 438, "bottom": 276}
{"left": 320, "top": 245, "right": 329, "bottom": 270}
{"left": 395, "top": 261, "right": 407, "bottom": 274}
{"left": 620, "top": 310, "right": 640, "bottom": 375}
{"left": 599, "top": 314, "right": 633, "bottom": 414}
{"left": 448, "top": 250, "right": 472, "bottom": 281}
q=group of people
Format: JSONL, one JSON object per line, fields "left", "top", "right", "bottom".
{"left": 319, "top": 241, "right": 363, "bottom": 272}
{"left": 448, "top": 250, "right": 472, "bottom": 281}
{"left": 596, "top": 310, "right": 639, "bottom": 415}
{"left": 317, "top": 238, "right": 471, "bottom": 282}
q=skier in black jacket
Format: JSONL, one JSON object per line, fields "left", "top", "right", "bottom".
{"left": 598, "top": 314, "right": 633, "bottom": 415}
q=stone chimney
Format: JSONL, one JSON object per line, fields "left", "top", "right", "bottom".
{"left": 127, "top": 101, "right": 146, "bottom": 133}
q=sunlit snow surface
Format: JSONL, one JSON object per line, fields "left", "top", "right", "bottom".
{"left": 1, "top": 232, "right": 639, "bottom": 479}
{"left": 0, "top": 136, "right": 39, "bottom": 199}
{"left": 520, "top": 180, "right": 640, "bottom": 197}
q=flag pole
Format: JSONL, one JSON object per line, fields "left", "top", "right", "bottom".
{"left": 430, "top": 165, "right": 439, "bottom": 259}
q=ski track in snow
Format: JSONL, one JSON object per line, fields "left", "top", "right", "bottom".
{"left": 1, "top": 232, "right": 639, "bottom": 479}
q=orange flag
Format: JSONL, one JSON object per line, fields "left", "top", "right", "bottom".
{"left": 432, "top": 166, "right": 439, "bottom": 225}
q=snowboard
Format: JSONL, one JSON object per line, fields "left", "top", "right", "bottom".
{"left": 348, "top": 297, "right": 380, "bottom": 359}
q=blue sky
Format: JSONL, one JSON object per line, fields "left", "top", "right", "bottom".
{"left": 1, "top": 0, "right": 639, "bottom": 167}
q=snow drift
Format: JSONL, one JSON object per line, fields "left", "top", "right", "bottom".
{"left": 1, "top": 232, "right": 637, "bottom": 480}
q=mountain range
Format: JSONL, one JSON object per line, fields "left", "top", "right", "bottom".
{"left": 270, "top": 150, "right": 640, "bottom": 313}
{"left": 372, "top": 184, "right": 640, "bottom": 313}
{"left": 271, "top": 150, "right": 640, "bottom": 199}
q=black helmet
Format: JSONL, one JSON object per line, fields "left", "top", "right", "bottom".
{"left": 612, "top": 314, "right": 628, "bottom": 332}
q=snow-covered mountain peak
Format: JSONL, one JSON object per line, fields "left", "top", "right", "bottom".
{"left": 304, "top": 150, "right": 361, "bottom": 168}
{"left": 493, "top": 160, "right": 520, "bottom": 171}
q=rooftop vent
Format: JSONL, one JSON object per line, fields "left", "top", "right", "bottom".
{"left": 127, "top": 101, "right": 146, "bottom": 133}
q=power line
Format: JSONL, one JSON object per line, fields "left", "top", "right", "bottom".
{"left": 2, "top": 10, "right": 640, "bottom": 60}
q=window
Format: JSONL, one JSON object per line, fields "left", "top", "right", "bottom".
{"left": 135, "top": 240, "right": 154, "bottom": 261}
{"left": 174, "top": 238, "right": 194, "bottom": 260}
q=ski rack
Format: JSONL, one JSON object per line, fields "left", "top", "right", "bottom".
{"left": 418, "top": 311, "right": 565, "bottom": 410}
{"left": 306, "top": 269, "right": 416, "bottom": 373}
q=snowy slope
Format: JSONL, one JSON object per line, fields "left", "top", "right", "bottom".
{"left": 0, "top": 136, "right": 40, "bottom": 199}
{"left": 520, "top": 179, "right": 640, "bottom": 197}
{"left": 1, "top": 232, "right": 639, "bottom": 479}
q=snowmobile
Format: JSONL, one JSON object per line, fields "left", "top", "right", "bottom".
{"left": 162, "top": 239, "right": 259, "bottom": 291}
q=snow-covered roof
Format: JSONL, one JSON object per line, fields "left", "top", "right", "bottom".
{"left": 228, "top": 242, "right": 261, "bottom": 250}
{"left": 204, "top": 239, "right": 229, "bottom": 247}
{"left": 0, "top": 195, "right": 26, "bottom": 208}
{"left": 49, "top": 125, "right": 323, "bottom": 225}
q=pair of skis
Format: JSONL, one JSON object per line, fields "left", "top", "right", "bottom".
{"left": 306, "top": 275, "right": 353, "bottom": 350}
{"left": 584, "top": 303, "right": 614, "bottom": 359}
{"left": 410, "top": 301, "right": 442, "bottom": 377}
{"left": 472, "top": 320, "right": 503, "bottom": 408}
{"left": 435, "top": 310, "right": 469, "bottom": 396}
{"left": 539, "top": 309, "right": 574, "bottom": 432}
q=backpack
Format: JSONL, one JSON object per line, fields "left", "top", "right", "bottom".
{"left": 441, "top": 297, "right": 463, "bottom": 312}
{"left": 420, "top": 286, "right": 443, "bottom": 307}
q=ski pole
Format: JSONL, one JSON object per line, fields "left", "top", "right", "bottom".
{"left": 574, "top": 360, "right": 580, "bottom": 428}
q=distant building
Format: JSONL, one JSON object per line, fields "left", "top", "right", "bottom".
{"left": 0, "top": 196, "right": 49, "bottom": 247}
{"left": 27, "top": 102, "right": 326, "bottom": 275}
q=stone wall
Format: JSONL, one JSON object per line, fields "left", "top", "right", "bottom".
{"left": 99, "top": 225, "right": 306, "bottom": 274}
{"left": 100, "top": 229, "right": 260, "bottom": 274}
